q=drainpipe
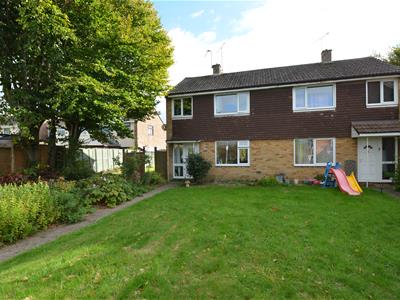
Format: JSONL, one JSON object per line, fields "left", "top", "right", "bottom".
{"left": 366, "top": 137, "right": 369, "bottom": 188}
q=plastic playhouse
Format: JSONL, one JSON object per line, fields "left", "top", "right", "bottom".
{"left": 322, "top": 162, "right": 363, "bottom": 196}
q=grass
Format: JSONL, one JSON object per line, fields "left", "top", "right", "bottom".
{"left": 0, "top": 185, "right": 400, "bottom": 299}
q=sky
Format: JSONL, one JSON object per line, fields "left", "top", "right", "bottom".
{"left": 154, "top": 0, "right": 400, "bottom": 121}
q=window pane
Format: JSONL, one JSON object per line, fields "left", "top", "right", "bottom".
{"left": 295, "top": 139, "right": 313, "bottom": 164}
{"left": 382, "top": 164, "right": 395, "bottom": 180}
{"left": 238, "top": 93, "right": 249, "bottom": 112}
{"left": 216, "top": 141, "right": 238, "bottom": 164}
{"left": 307, "top": 86, "right": 333, "bottom": 108}
{"left": 173, "top": 145, "right": 183, "bottom": 163}
{"left": 182, "top": 98, "right": 192, "bottom": 115}
{"left": 174, "top": 166, "right": 183, "bottom": 177}
{"left": 216, "top": 94, "right": 237, "bottom": 114}
{"left": 295, "top": 88, "right": 306, "bottom": 108}
{"left": 383, "top": 81, "right": 394, "bottom": 102}
{"left": 173, "top": 100, "right": 181, "bottom": 115}
{"left": 316, "top": 139, "right": 334, "bottom": 164}
{"left": 239, "top": 148, "right": 248, "bottom": 164}
{"left": 382, "top": 137, "right": 395, "bottom": 162}
{"left": 367, "top": 81, "right": 380, "bottom": 104}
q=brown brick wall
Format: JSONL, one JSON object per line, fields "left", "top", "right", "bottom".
{"left": 198, "top": 138, "right": 356, "bottom": 181}
{"left": 168, "top": 80, "right": 399, "bottom": 141}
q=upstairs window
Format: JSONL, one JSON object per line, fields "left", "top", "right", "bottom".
{"left": 147, "top": 125, "right": 154, "bottom": 136}
{"left": 216, "top": 140, "right": 250, "bottom": 166}
{"left": 214, "top": 92, "right": 250, "bottom": 116}
{"left": 293, "top": 85, "right": 335, "bottom": 111}
{"left": 366, "top": 79, "right": 398, "bottom": 106}
{"left": 173, "top": 98, "right": 192, "bottom": 118}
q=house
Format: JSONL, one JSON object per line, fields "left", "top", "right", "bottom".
{"left": 0, "top": 114, "right": 166, "bottom": 174}
{"left": 166, "top": 50, "right": 400, "bottom": 183}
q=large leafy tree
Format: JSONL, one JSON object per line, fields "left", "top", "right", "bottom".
{"left": 0, "top": 0, "right": 173, "bottom": 167}
{"left": 388, "top": 46, "right": 400, "bottom": 66}
{"left": 0, "top": 0, "right": 75, "bottom": 164}
{"left": 55, "top": 0, "right": 173, "bottom": 162}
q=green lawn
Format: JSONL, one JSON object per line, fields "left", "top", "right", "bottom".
{"left": 1, "top": 185, "right": 400, "bottom": 299}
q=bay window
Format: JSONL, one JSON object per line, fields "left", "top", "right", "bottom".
{"left": 293, "top": 85, "right": 335, "bottom": 111}
{"left": 294, "top": 138, "right": 335, "bottom": 166}
{"left": 216, "top": 140, "right": 250, "bottom": 166}
{"left": 366, "top": 79, "right": 398, "bottom": 106}
{"left": 214, "top": 92, "right": 250, "bottom": 115}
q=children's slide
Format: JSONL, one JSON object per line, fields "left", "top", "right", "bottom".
{"left": 346, "top": 172, "right": 363, "bottom": 193}
{"left": 330, "top": 168, "right": 360, "bottom": 196}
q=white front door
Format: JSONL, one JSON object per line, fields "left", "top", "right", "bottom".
{"left": 358, "top": 137, "right": 397, "bottom": 182}
{"left": 173, "top": 143, "right": 199, "bottom": 179}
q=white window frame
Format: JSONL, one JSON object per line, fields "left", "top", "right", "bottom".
{"left": 366, "top": 79, "right": 398, "bottom": 108}
{"left": 293, "top": 138, "right": 336, "bottom": 167}
{"left": 172, "top": 97, "right": 193, "bottom": 119}
{"left": 147, "top": 125, "right": 154, "bottom": 136}
{"left": 215, "top": 140, "right": 250, "bottom": 167}
{"left": 292, "top": 84, "right": 336, "bottom": 112}
{"left": 214, "top": 92, "right": 250, "bottom": 116}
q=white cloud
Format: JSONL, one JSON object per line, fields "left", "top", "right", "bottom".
{"left": 191, "top": 9, "right": 205, "bottom": 18}
{"left": 168, "top": 0, "right": 400, "bottom": 86}
{"left": 213, "top": 15, "right": 222, "bottom": 23}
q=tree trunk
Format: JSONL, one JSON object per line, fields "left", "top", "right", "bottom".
{"left": 66, "top": 122, "right": 82, "bottom": 164}
{"left": 48, "top": 119, "right": 57, "bottom": 170}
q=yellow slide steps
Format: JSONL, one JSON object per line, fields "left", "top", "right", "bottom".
{"left": 346, "top": 172, "right": 363, "bottom": 193}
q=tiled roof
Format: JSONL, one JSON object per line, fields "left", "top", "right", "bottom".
{"left": 352, "top": 120, "right": 400, "bottom": 134}
{"left": 169, "top": 57, "right": 400, "bottom": 96}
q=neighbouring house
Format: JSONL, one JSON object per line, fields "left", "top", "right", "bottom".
{"left": 0, "top": 114, "right": 166, "bottom": 174}
{"left": 166, "top": 50, "right": 400, "bottom": 183}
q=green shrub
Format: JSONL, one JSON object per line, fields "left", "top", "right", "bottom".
{"left": 62, "top": 160, "right": 95, "bottom": 181}
{"left": 141, "top": 171, "right": 166, "bottom": 185}
{"left": 49, "top": 181, "right": 92, "bottom": 224}
{"left": 258, "top": 176, "right": 280, "bottom": 187}
{"left": 186, "top": 154, "right": 212, "bottom": 183}
{"left": 314, "top": 174, "right": 325, "bottom": 181}
{"left": 76, "top": 174, "right": 138, "bottom": 207}
{"left": 0, "top": 182, "right": 58, "bottom": 244}
{"left": 120, "top": 153, "right": 149, "bottom": 182}
{"left": 394, "top": 160, "right": 400, "bottom": 191}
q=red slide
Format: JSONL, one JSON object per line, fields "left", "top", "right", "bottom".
{"left": 330, "top": 168, "right": 360, "bottom": 196}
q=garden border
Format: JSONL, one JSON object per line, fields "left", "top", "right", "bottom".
{"left": 0, "top": 183, "right": 176, "bottom": 262}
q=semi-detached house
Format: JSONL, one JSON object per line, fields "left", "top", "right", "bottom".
{"left": 166, "top": 50, "right": 400, "bottom": 183}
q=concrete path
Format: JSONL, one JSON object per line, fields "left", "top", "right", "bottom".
{"left": 0, "top": 184, "right": 176, "bottom": 262}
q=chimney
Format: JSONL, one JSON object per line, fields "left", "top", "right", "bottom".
{"left": 321, "top": 49, "right": 332, "bottom": 63}
{"left": 212, "top": 64, "right": 222, "bottom": 75}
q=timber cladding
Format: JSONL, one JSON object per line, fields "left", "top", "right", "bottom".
{"left": 199, "top": 138, "right": 357, "bottom": 181}
{"left": 169, "top": 80, "right": 399, "bottom": 142}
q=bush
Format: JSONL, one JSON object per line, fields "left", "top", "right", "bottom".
{"left": 186, "top": 154, "right": 212, "bottom": 183}
{"left": 76, "top": 174, "right": 139, "bottom": 207}
{"left": 120, "top": 153, "right": 149, "bottom": 182}
{"left": 62, "top": 160, "right": 95, "bottom": 181}
{"left": 141, "top": 171, "right": 166, "bottom": 185}
{"left": 0, "top": 173, "right": 27, "bottom": 185}
{"left": 394, "top": 160, "right": 400, "bottom": 191}
{"left": 258, "top": 176, "right": 280, "bottom": 187}
{"left": 314, "top": 174, "right": 325, "bottom": 181}
{"left": 50, "top": 181, "right": 92, "bottom": 224}
{"left": 0, "top": 182, "right": 59, "bottom": 244}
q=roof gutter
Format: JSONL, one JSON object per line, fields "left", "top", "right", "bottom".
{"left": 168, "top": 74, "right": 400, "bottom": 98}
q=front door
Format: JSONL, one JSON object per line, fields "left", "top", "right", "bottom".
{"left": 173, "top": 143, "right": 199, "bottom": 179}
{"left": 358, "top": 137, "right": 397, "bottom": 182}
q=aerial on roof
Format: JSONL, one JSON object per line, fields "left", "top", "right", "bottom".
{"left": 168, "top": 57, "right": 400, "bottom": 96}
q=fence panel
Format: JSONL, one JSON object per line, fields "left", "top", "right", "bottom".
{"left": 155, "top": 149, "right": 167, "bottom": 179}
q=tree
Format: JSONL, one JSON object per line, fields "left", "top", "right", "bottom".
{"left": 55, "top": 0, "right": 173, "bottom": 163}
{"left": 0, "top": 0, "right": 75, "bottom": 165}
{"left": 388, "top": 46, "right": 400, "bottom": 66}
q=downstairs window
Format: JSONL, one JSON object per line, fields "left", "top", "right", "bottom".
{"left": 294, "top": 138, "right": 335, "bottom": 166}
{"left": 216, "top": 140, "right": 250, "bottom": 166}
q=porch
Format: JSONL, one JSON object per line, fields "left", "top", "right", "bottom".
{"left": 352, "top": 120, "right": 400, "bottom": 183}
